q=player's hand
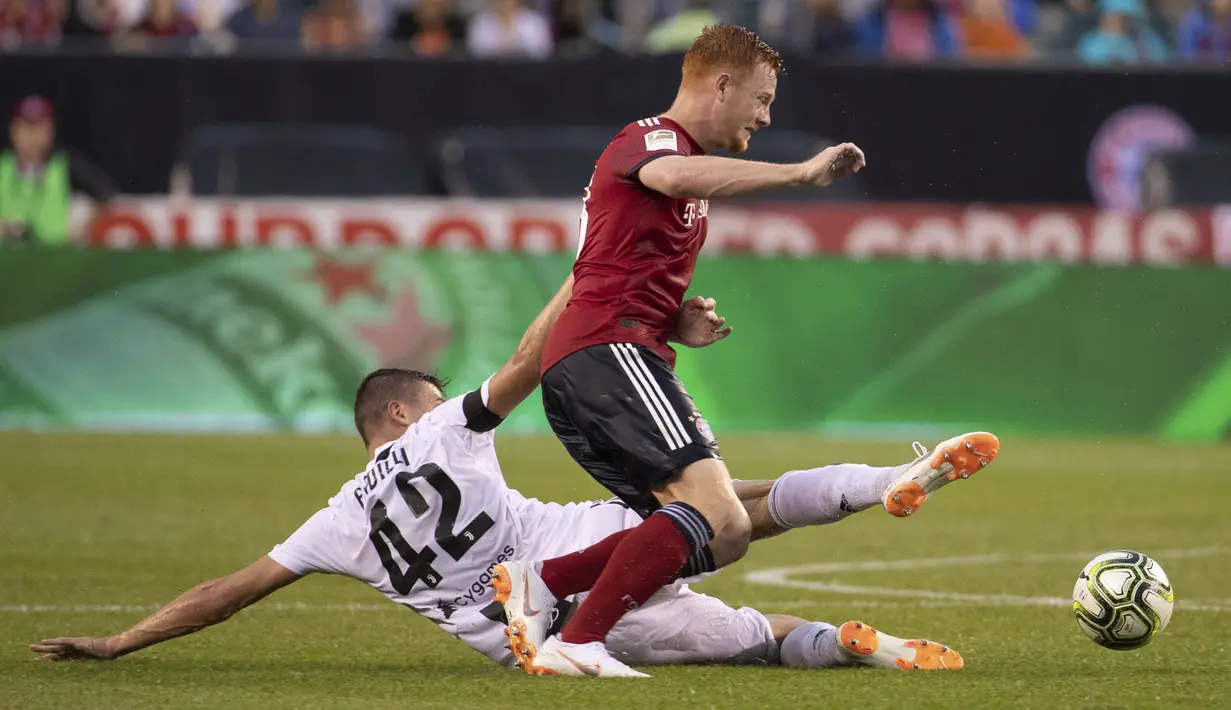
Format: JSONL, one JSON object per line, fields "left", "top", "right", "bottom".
{"left": 799, "top": 142, "right": 866, "bottom": 187}
{"left": 29, "top": 636, "right": 118, "bottom": 661}
{"left": 672, "top": 296, "right": 732, "bottom": 348}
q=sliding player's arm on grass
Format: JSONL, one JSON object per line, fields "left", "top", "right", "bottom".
{"left": 637, "top": 142, "right": 865, "bottom": 200}
{"left": 30, "top": 555, "right": 301, "bottom": 661}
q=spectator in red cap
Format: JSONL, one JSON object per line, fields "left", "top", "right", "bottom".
{"left": 0, "top": 96, "right": 118, "bottom": 245}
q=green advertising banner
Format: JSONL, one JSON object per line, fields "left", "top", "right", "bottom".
{"left": 0, "top": 250, "right": 1227, "bottom": 441}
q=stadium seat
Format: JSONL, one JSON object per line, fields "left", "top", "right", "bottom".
{"left": 1141, "top": 139, "right": 1231, "bottom": 207}
{"left": 172, "top": 123, "right": 428, "bottom": 197}
{"left": 431, "top": 126, "right": 867, "bottom": 201}
{"left": 431, "top": 126, "right": 619, "bottom": 198}
{"left": 720, "top": 130, "right": 869, "bottom": 202}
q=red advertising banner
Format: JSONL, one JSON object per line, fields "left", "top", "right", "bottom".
{"left": 73, "top": 198, "right": 1231, "bottom": 266}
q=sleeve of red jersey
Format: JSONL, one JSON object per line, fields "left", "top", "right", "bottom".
{"left": 607, "top": 119, "right": 685, "bottom": 182}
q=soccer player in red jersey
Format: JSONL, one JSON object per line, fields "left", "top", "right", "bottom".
{"left": 493, "top": 24, "right": 998, "bottom": 677}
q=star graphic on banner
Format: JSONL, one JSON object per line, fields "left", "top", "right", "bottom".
{"left": 307, "top": 255, "right": 384, "bottom": 306}
{"left": 353, "top": 289, "right": 453, "bottom": 369}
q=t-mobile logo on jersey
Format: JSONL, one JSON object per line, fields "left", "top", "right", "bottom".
{"left": 683, "top": 199, "right": 709, "bottom": 227}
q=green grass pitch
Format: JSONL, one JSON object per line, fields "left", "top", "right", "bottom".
{"left": 3, "top": 431, "right": 1229, "bottom": 709}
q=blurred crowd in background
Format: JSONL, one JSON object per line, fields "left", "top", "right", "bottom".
{"left": 0, "top": 0, "right": 1228, "bottom": 63}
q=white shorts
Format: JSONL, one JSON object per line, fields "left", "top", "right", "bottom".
{"left": 605, "top": 581, "right": 779, "bottom": 666}
{"left": 456, "top": 497, "right": 778, "bottom": 667}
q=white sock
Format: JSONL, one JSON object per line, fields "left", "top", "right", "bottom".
{"left": 779, "top": 622, "right": 853, "bottom": 669}
{"left": 767, "top": 462, "right": 908, "bottom": 528}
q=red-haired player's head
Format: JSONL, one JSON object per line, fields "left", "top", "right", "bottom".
{"left": 668, "top": 24, "right": 783, "bottom": 154}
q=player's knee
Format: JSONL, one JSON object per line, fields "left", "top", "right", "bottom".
{"left": 709, "top": 503, "right": 752, "bottom": 566}
{"left": 691, "top": 492, "right": 747, "bottom": 539}
{"left": 723, "top": 502, "right": 752, "bottom": 543}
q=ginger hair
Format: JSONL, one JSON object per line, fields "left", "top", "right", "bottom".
{"left": 681, "top": 24, "right": 784, "bottom": 85}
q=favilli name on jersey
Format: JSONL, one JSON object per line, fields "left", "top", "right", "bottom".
{"left": 268, "top": 381, "right": 518, "bottom": 629}
{"left": 267, "top": 381, "right": 638, "bottom": 662}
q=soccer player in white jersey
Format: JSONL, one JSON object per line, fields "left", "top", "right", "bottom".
{"left": 29, "top": 274, "right": 996, "bottom": 675}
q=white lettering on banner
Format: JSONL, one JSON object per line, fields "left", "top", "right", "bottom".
{"left": 704, "top": 211, "right": 814, "bottom": 256}
{"left": 909, "top": 217, "right": 963, "bottom": 261}
{"left": 1088, "top": 212, "right": 1133, "bottom": 266}
{"left": 1025, "top": 213, "right": 1083, "bottom": 263}
{"left": 69, "top": 198, "right": 1228, "bottom": 267}
{"left": 965, "top": 209, "right": 1018, "bottom": 262}
{"left": 844, "top": 218, "right": 900, "bottom": 260}
{"left": 1213, "top": 206, "right": 1231, "bottom": 267}
{"left": 1140, "top": 210, "right": 1198, "bottom": 267}
{"left": 841, "top": 207, "right": 1212, "bottom": 267}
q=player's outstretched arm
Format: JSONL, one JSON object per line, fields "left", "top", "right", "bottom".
{"left": 29, "top": 555, "right": 300, "bottom": 661}
{"left": 485, "top": 274, "right": 575, "bottom": 418}
{"left": 638, "top": 143, "right": 866, "bottom": 200}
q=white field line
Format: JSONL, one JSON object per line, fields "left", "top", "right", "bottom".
{"left": 6, "top": 548, "right": 1226, "bottom": 615}
{"left": 6, "top": 597, "right": 1229, "bottom": 615}
{"left": 742, "top": 547, "right": 1230, "bottom": 613}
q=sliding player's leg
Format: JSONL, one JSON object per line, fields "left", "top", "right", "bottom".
{"left": 519, "top": 458, "right": 743, "bottom": 677}
{"left": 493, "top": 391, "right": 654, "bottom": 674}
{"left": 493, "top": 497, "right": 640, "bottom": 672}
{"left": 500, "top": 344, "right": 741, "bottom": 677}
{"left": 772, "top": 615, "right": 965, "bottom": 671}
{"left": 600, "top": 586, "right": 963, "bottom": 670}
{"left": 505, "top": 450, "right": 934, "bottom": 643}
{"left": 736, "top": 432, "right": 1002, "bottom": 537}
{"left": 498, "top": 432, "right": 1003, "bottom": 672}
{"left": 603, "top": 583, "right": 780, "bottom": 667}
{"left": 548, "top": 455, "right": 747, "bottom": 637}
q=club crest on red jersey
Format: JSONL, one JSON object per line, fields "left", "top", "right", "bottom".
{"left": 689, "top": 410, "right": 715, "bottom": 442}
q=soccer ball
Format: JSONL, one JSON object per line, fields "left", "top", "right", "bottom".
{"left": 1072, "top": 550, "right": 1174, "bottom": 650}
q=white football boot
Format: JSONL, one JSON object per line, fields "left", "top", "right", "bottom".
{"left": 836, "top": 620, "right": 964, "bottom": 670}
{"left": 882, "top": 431, "right": 1000, "bottom": 517}
{"left": 523, "top": 637, "right": 650, "bottom": 678}
{"left": 491, "top": 561, "right": 558, "bottom": 672}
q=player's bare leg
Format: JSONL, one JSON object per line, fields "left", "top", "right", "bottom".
{"left": 500, "top": 458, "right": 747, "bottom": 677}
{"left": 653, "top": 457, "right": 750, "bottom": 568}
{"left": 769, "top": 615, "right": 964, "bottom": 671}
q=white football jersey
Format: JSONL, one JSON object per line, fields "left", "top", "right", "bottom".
{"left": 266, "top": 377, "right": 766, "bottom": 667}
{"left": 268, "top": 379, "right": 531, "bottom": 648}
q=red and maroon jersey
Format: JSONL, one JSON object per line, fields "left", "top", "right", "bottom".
{"left": 541, "top": 116, "right": 710, "bottom": 374}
